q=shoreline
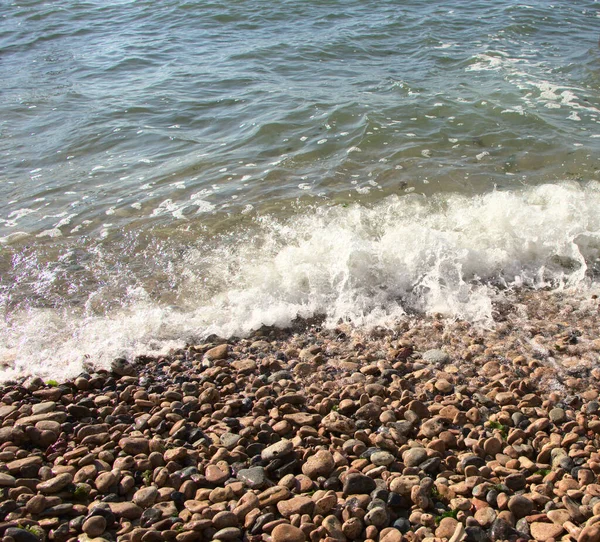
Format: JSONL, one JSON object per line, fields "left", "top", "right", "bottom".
{"left": 1, "top": 288, "right": 600, "bottom": 541}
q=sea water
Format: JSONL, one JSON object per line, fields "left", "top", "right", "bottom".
{"left": 1, "top": 0, "right": 600, "bottom": 379}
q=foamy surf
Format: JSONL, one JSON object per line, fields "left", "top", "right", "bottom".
{"left": 2, "top": 181, "right": 600, "bottom": 381}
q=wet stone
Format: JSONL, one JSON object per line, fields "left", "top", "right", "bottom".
{"left": 422, "top": 349, "right": 450, "bottom": 365}
{"left": 268, "top": 370, "right": 293, "bottom": 382}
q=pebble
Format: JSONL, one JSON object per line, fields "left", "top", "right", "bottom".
{"left": 302, "top": 450, "right": 335, "bottom": 479}
{"left": 530, "top": 522, "right": 565, "bottom": 541}
{"left": 205, "top": 343, "right": 229, "bottom": 360}
{"left": 343, "top": 473, "right": 377, "bottom": 495}
{"left": 436, "top": 517, "right": 459, "bottom": 539}
{"left": 508, "top": 495, "right": 533, "bottom": 518}
{"left": 2, "top": 293, "right": 600, "bottom": 542}
{"left": 277, "top": 495, "right": 314, "bottom": 517}
{"left": 422, "top": 349, "right": 450, "bottom": 365}
{"left": 578, "top": 524, "right": 600, "bottom": 542}
{"left": 0, "top": 473, "right": 16, "bottom": 487}
{"left": 370, "top": 451, "right": 395, "bottom": 467}
{"left": 213, "top": 527, "right": 241, "bottom": 540}
{"left": 4, "top": 528, "right": 42, "bottom": 542}
{"left": 379, "top": 528, "right": 403, "bottom": 542}
{"left": 402, "top": 447, "right": 428, "bottom": 467}
{"left": 83, "top": 515, "right": 107, "bottom": 537}
{"left": 37, "top": 472, "right": 73, "bottom": 494}
{"left": 271, "top": 523, "right": 306, "bottom": 542}
{"left": 262, "top": 440, "right": 294, "bottom": 461}
{"left": 118, "top": 437, "right": 149, "bottom": 455}
{"left": 237, "top": 467, "right": 267, "bottom": 489}
{"left": 322, "top": 514, "right": 345, "bottom": 539}
{"left": 133, "top": 486, "right": 158, "bottom": 508}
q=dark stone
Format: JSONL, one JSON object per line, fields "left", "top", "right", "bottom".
{"left": 345, "top": 497, "right": 364, "bottom": 512}
{"left": 86, "top": 504, "right": 116, "bottom": 528}
{"left": 256, "top": 431, "right": 272, "bottom": 444}
{"left": 223, "top": 417, "right": 241, "bottom": 431}
{"left": 343, "top": 473, "right": 377, "bottom": 496}
{"left": 504, "top": 473, "right": 526, "bottom": 491}
{"left": 323, "top": 477, "right": 342, "bottom": 491}
{"left": 371, "top": 488, "right": 389, "bottom": 502}
{"left": 367, "top": 498, "right": 387, "bottom": 511}
{"left": 515, "top": 518, "right": 530, "bottom": 537}
{"left": 390, "top": 421, "right": 413, "bottom": 436}
{"left": 69, "top": 515, "right": 85, "bottom": 531}
{"left": 486, "top": 489, "right": 499, "bottom": 507}
{"left": 237, "top": 467, "right": 266, "bottom": 489}
{"left": 420, "top": 457, "right": 441, "bottom": 474}
{"left": 50, "top": 522, "right": 71, "bottom": 542}
{"left": 555, "top": 455, "right": 574, "bottom": 471}
{"left": 381, "top": 369, "right": 401, "bottom": 380}
{"left": 171, "top": 491, "right": 185, "bottom": 507}
{"left": 355, "top": 420, "right": 370, "bottom": 430}
{"left": 393, "top": 518, "right": 411, "bottom": 533}
{"left": 40, "top": 504, "right": 73, "bottom": 517}
{"left": 4, "top": 528, "right": 42, "bottom": 542}
{"left": 188, "top": 428, "right": 209, "bottom": 445}
{"left": 489, "top": 519, "right": 515, "bottom": 541}
{"left": 273, "top": 459, "right": 299, "bottom": 479}
{"left": 465, "top": 526, "right": 490, "bottom": 542}
{"left": 0, "top": 500, "right": 18, "bottom": 520}
{"left": 461, "top": 456, "right": 486, "bottom": 471}
{"left": 387, "top": 493, "right": 404, "bottom": 508}
{"left": 360, "top": 447, "right": 381, "bottom": 460}
{"left": 140, "top": 508, "right": 162, "bottom": 528}
{"left": 176, "top": 467, "right": 198, "bottom": 480}
{"left": 67, "top": 405, "right": 91, "bottom": 418}
{"left": 511, "top": 412, "right": 526, "bottom": 426}
{"left": 241, "top": 398, "right": 253, "bottom": 412}
{"left": 250, "top": 513, "right": 275, "bottom": 535}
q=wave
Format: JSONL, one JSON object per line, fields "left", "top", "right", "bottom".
{"left": 2, "top": 181, "right": 600, "bottom": 381}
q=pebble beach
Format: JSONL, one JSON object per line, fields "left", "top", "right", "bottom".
{"left": 3, "top": 288, "right": 600, "bottom": 542}
{"left": 3, "top": 2, "right": 600, "bottom": 542}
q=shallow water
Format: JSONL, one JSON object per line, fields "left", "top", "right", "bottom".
{"left": 1, "top": 0, "right": 600, "bottom": 379}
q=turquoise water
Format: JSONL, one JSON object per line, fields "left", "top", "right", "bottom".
{"left": 1, "top": 0, "right": 600, "bottom": 379}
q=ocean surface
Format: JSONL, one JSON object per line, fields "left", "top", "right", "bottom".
{"left": 1, "top": 0, "right": 600, "bottom": 380}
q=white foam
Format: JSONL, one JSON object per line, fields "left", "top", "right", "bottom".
{"left": 4, "top": 182, "right": 600, "bottom": 381}
{"left": 465, "top": 53, "right": 506, "bottom": 72}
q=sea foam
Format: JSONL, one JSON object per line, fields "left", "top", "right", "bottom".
{"left": 1, "top": 181, "right": 600, "bottom": 381}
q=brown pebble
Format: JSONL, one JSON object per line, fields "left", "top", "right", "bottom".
{"left": 271, "top": 523, "right": 306, "bottom": 542}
